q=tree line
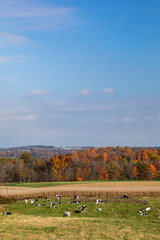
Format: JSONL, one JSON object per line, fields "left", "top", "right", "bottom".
{"left": 0, "top": 146, "right": 160, "bottom": 183}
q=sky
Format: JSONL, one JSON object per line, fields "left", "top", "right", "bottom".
{"left": 0, "top": 0, "right": 160, "bottom": 148}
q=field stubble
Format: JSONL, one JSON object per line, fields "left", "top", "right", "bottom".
{"left": 0, "top": 181, "right": 160, "bottom": 200}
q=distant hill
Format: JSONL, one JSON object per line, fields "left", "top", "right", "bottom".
{"left": 0, "top": 145, "right": 94, "bottom": 158}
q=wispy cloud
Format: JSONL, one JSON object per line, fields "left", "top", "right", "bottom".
{"left": 80, "top": 89, "right": 93, "bottom": 96}
{"left": 28, "top": 89, "right": 53, "bottom": 96}
{"left": 102, "top": 88, "right": 115, "bottom": 94}
{"left": 0, "top": 0, "right": 79, "bottom": 30}
{"left": 121, "top": 117, "right": 136, "bottom": 123}
{"left": 0, "top": 55, "right": 29, "bottom": 63}
{"left": 0, "top": 105, "right": 37, "bottom": 123}
{"left": 138, "top": 136, "right": 146, "bottom": 140}
{"left": 0, "top": 75, "right": 16, "bottom": 81}
{"left": 0, "top": 32, "right": 33, "bottom": 47}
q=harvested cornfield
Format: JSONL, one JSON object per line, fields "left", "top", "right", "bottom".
{"left": 0, "top": 181, "right": 160, "bottom": 200}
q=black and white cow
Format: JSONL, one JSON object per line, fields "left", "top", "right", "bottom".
{"left": 80, "top": 205, "right": 86, "bottom": 212}
{"left": 73, "top": 195, "right": 79, "bottom": 200}
{"left": 95, "top": 199, "right": 103, "bottom": 204}
{"left": 3, "top": 212, "right": 12, "bottom": 215}
{"left": 56, "top": 195, "right": 61, "bottom": 200}
{"left": 50, "top": 202, "right": 56, "bottom": 207}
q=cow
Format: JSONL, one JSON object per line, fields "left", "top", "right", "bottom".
{"left": 50, "top": 202, "right": 55, "bottom": 208}
{"left": 63, "top": 212, "right": 71, "bottom": 217}
{"left": 97, "top": 208, "right": 102, "bottom": 211}
{"left": 80, "top": 205, "right": 86, "bottom": 212}
{"left": 123, "top": 195, "right": 129, "bottom": 199}
{"left": 3, "top": 212, "right": 12, "bottom": 215}
{"left": 95, "top": 199, "right": 103, "bottom": 204}
{"left": 73, "top": 195, "right": 79, "bottom": 200}
{"left": 56, "top": 195, "right": 61, "bottom": 200}
{"left": 145, "top": 207, "right": 151, "bottom": 211}
{"left": 55, "top": 200, "right": 61, "bottom": 204}
{"left": 74, "top": 210, "right": 81, "bottom": 213}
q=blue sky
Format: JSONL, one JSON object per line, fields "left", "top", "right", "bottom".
{"left": 0, "top": 0, "right": 160, "bottom": 148}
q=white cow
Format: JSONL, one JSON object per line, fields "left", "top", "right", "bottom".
{"left": 63, "top": 212, "right": 71, "bottom": 217}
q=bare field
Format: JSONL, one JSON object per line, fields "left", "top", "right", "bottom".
{"left": 1, "top": 181, "right": 160, "bottom": 200}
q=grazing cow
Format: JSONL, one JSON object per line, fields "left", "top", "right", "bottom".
{"left": 24, "top": 199, "right": 28, "bottom": 204}
{"left": 95, "top": 199, "right": 103, "bottom": 204}
{"left": 69, "top": 200, "right": 81, "bottom": 204}
{"left": 42, "top": 203, "right": 46, "bottom": 206}
{"left": 36, "top": 203, "right": 40, "bottom": 207}
{"left": 123, "top": 195, "right": 129, "bottom": 199}
{"left": 55, "top": 200, "right": 61, "bottom": 204}
{"left": 145, "top": 207, "right": 151, "bottom": 211}
{"left": 80, "top": 205, "right": 86, "bottom": 210}
{"left": 74, "top": 210, "right": 81, "bottom": 213}
{"left": 56, "top": 195, "right": 61, "bottom": 200}
{"left": 63, "top": 212, "right": 71, "bottom": 217}
{"left": 97, "top": 208, "right": 102, "bottom": 211}
{"left": 30, "top": 199, "right": 35, "bottom": 204}
{"left": 74, "top": 195, "right": 79, "bottom": 200}
{"left": 50, "top": 202, "right": 55, "bottom": 208}
{"left": 35, "top": 199, "right": 38, "bottom": 202}
{"left": 73, "top": 200, "right": 81, "bottom": 204}
{"left": 80, "top": 205, "right": 86, "bottom": 212}
{"left": 139, "top": 209, "right": 144, "bottom": 214}
{"left": 3, "top": 212, "right": 12, "bottom": 215}
{"left": 46, "top": 198, "right": 49, "bottom": 202}
{"left": 141, "top": 212, "right": 147, "bottom": 216}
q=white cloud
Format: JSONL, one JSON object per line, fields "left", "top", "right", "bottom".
{"left": 121, "top": 117, "right": 134, "bottom": 123}
{"left": 0, "top": 105, "right": 37, "bottom": 123}
{"left": 0, "top": 1, "right": 76, "bottom": 18}
{"left": 0, "top": 114, "right": 37, "bottom": 122}
{"left": 80, "top": 89, "right": 93, "bottom": 96}
{"left": 28, "top": 89, "right": 53, "bottom": 96}
{"left": 0, "top": 0, "right": 79, "bottom": 30}
{"left": 15, "top": 114, "right": 37, "bottom": 121}
{"left": 0, "top": 32, "right": 33, "bottom": 47}
{"left": 0, "top": 55, "right": 29, "bottom": 63}
{"left": 102, "top": 88, "right": 115, "bottom": 94}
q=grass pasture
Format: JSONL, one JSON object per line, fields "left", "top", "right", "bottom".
{"left": 0, "top": 197, "right": 160, "bottom": 240}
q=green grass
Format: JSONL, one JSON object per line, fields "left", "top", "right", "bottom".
{"left": 3, "top": 197, "right": 159, "bottom": 219}
{"left": 0, "top": 197, "right": 160, "bottom": 239}
{"left": 8, "top": 181, "right": 97, "bottom": 188}
{"left": 7, "top": 180, "right": 159, "bottom": 188}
